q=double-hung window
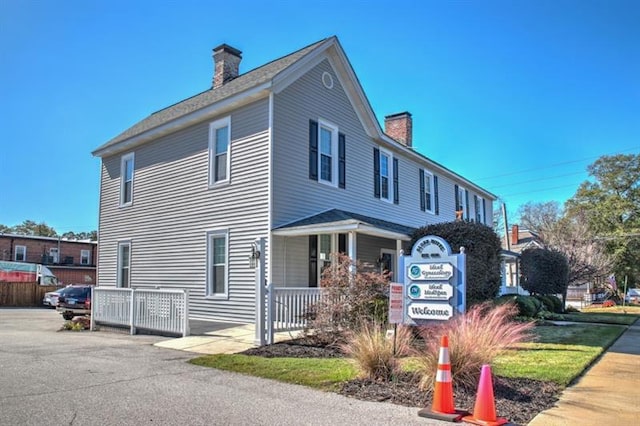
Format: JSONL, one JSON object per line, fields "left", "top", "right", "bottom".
{"left": 318, "top": 120, "right": 339, "bottom": 186}
{"left": 209, "top": 117, "right": 231, "bottom": 186}
{"left": 374, "top": 147, "right": 399, "bottom": 204}
{"left": 15, "top": 245, "right": 26, "bottom": 261}
{"left": 80, "top": 249, "right": 91, "bottom": 265}
{"left": 475, "top": 195, "right": 486, "bottom": 224}
{"left": 206, "top": 230, "right": 228, "bottom": 298}
{"left": 455, "top": 185, "right": 468, "bottom": 220}
{"left": 120, "top": 153, "right": 134, "bottom": 206}
{"left": 309, "top": 119, "right": 345, "bottom": 188}
{"left": 117, "top": 241, "right": 131, "bottom": 288}
{"left": 49, "top": 248, "right": 59, "bottom": 264}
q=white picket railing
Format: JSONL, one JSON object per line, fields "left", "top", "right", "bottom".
{"left": 91, "top": 287, "right": 190, "bottom": 337}
{"left": 266, "top": 285, "right": 322, "bottom": 344}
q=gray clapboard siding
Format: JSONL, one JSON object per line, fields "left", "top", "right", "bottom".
{"left": 98, "top": 98, "right": 270, "bottom": 323}
{"left": 272, "top": 59, "right": 492, "bottom": 231}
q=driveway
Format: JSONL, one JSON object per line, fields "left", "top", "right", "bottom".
{"left": 0, "top": 309, "right": 437, "bottom": 426}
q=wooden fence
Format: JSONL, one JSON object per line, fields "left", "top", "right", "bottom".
{"left": 0, "top": 282, "right": 60, "bottom": 307}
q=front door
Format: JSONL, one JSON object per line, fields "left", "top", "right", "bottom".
{"left": 379, "top": 249, "right": 396, "bottom": 280}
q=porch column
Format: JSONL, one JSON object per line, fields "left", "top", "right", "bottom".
{"left": 391, "top": 240, "right": 402, "bottom": 282}
{"left": 348, "top": 231, "right": 357, "bottom": 269}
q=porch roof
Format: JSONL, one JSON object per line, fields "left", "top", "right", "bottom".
{"left": 272, "top": 209, "right": 415, "bottom": 241}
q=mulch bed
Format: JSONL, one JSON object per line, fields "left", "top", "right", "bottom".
{"left": 241, "top": 338, "right": 561, "bottom": 426}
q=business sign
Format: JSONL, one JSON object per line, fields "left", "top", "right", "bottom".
{"left": 398, "top": 235, "right": 466, "bottom": 325}
{"left": 407, "top": 302, "right": 454, "bottom": 321}
{"left": 388, "top": 282, "right": 404, "bottom": 324}
{"left": 407, "top": 282, "right": 454, "bottom": 301}
{"left": 407, "top": 263, "right": 454, "bottom": 281}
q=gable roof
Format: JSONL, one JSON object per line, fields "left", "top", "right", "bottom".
{"left": 273, "top": 208, "right": 416, "bottom": 240}
{"left": 92, "top": 38, "right": 328, "bottom": 156}
{"left": 92, "top": 36, "right": 495, "bottom": 200}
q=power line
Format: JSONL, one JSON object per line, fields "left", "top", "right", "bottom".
{"left": 475, "top": 146, "right": 639, "bottom": 182}
{"left": 489, "top": 170, "right": 586, "bottom": 190}
{"left": 501, "top": 183, "right": 581, "bottom": 197}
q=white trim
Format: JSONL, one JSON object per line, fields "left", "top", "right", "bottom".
{"left": 119, "top": 152, "right": 135, "bottom": 207}
{"left": 92, "top": 83, "right": 271, "bottom": 157}
{"left": 475, "top": 195, "right": 485, "bottom": 224}
{"left": 317, "top": 118, "right": 339, "bottom": 187}
{"left": 208, "top": 116, "right": 231, "bottom": 187}
{"left": 379, "top": 248, "right": 397, "bottom": 276}
{"left": 378, "top": 147, "right": 394, "bottom": 203}
{"left": 267, "top": 92, "right": 274, "bottom": 285}
{"left": 272, "top": 220, "right": 411, "bottom": 241}
{"left": 14, "top": 245, "right": 26, "bottom": 262}
{"left": 205, "top": 229, "right": 229, "bottom": 299}
{"left": 116, "top": 240, "right": 132, "bottom": 288}
{"left": 80, "top": 249, "right": 91, "bottom": 265}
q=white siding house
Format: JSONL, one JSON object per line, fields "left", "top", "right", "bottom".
{"left": 92, "top": 37, "right": 496, "bottom": 324}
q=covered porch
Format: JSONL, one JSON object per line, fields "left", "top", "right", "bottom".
{"left": 271, "top": 209, "right": 415, "bottom": 286}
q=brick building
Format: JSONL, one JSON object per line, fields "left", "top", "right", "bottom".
{"left": 0, "top": 233, "right": 97, "bottom": 285}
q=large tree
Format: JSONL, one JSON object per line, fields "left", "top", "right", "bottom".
{"left": 11, "top": 220, "right": 58, "bottom": 237}
{"left": 565, "top": 154, "right": 640, "bottom": 286}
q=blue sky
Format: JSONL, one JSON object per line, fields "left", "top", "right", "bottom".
{"left": 1, "top": 0, "right": 638, "bottom": 233}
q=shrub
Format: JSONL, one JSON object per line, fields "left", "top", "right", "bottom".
{"left": 547, "top": 295, "right": 564, "bottom": 313}
{"left": 520, "top": 248, "right": 569, "bottom": 296}
{"left": 535, "top": 295, "right": 553, "bottom": 312}
{"left": 413, "top": 302, "right": 534, "bottom": 391}
{"left": 306, "top": 254, "right": 390, "bottom": 345}
{"left": 341, "top": 322, "right": 413, "bottom": 380}
{"left": 410, "top": 221, "right": 503, "bottom": 307}
{"left": 513, "top": 295, "right": 538, "bottom": 317}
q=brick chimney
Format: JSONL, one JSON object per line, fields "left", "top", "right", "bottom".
{"left": 384, "top": 112, "right": 412, "bottom": 147}
{"left": 212, "top": 44, "right": 242, "bottom": 89}
{"left": 511, "top": 225, "right": 519, "bottom": 246}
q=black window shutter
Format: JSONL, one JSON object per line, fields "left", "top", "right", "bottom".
{"left": 465, "top": 190, "right": 470, "bottom": 220}
{"left": 482, "top": 198, "right": 487, "bottom": 224}
{"left": 393, "top": 158, "right": 399, "bottom": 204}
{"left": 419, "top": 169, "right": 425, "bottom": 211}
{"left": 309, "top": 120, "right": 318, "bottom": 181}
{"left": 454, "top": 184, "right": 459, "bottom": 212}
{"left": 434, "top": 175, "right": 439, "bottom": 215}
{"left": 373, "top": 148, "right": 380, "bottom": 198}
{"left": 309, "top": 235, "right": 318, "bottom": 288}
{"left": 338, "top": 133, "right": 346, "bottom": 189}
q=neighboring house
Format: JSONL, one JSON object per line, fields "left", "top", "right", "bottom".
{"left": 500, "top": 224, "right": 543, "bottom": 295}
{"left": 0, "top": 233, "right": 97, "bottom": 284}
{"left": 92, "top": 36, "right": 496, "bottom": 324}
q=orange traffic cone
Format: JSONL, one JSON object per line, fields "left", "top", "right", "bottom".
{"left": 463, "top": 364, "right": 508, "bottom": 426}
{"left": 418, "top": 335, "right": 468, "bottom": 422}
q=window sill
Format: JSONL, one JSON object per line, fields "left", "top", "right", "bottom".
{"left": 208, "top": 180, "right": 230, "bottom": 190}
{"left": 205, "top": 295, "right": 229, "bottom": 300}
{"left": 119, "top": 202, "right": 133, "bottom": 209}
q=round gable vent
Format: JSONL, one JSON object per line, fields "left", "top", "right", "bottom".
{"left": 322, "top": 71, "right": 334, "bottom": 89}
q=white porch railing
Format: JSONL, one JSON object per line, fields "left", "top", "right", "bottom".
{"left": 91, "top": 287, "right": 190, "bottom": 337}
{"left": 266, "top": 284, "right": 322, "bottom": 344}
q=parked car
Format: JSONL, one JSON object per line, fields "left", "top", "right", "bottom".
{"left": 43, "top": 287, "right": 68, "bottom": 308}
{"left": 625, "top": 289, "right": 640, "bottom": 304}
{"left": 56, "top": 285, "right": 93, "bottom": 320}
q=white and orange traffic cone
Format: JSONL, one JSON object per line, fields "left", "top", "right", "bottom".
{"left": 418, "top": 335, "right": 468, "bottom": 422}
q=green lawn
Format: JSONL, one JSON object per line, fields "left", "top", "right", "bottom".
{"left": 190, "top": 354, "right": 356, "bottom": 391}
{"left": 493, "top": 323, "right": 625, "bottom": 385}
{"left": 189, "top": 315, "right": 633, "bottom": 390}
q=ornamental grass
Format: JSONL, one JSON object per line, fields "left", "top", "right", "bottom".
{"left": 414, "top": 302, "right": 535, "bottom": 391}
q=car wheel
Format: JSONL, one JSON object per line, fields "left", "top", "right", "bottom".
{"left": 62, "top": 313, "right": 74, "bottom": 321}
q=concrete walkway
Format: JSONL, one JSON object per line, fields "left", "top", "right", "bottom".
{"left": 154, "top": 321, "right": 301, "bottom": 354}
{"left": 529, "top": 319, "right": 640, "bottom": 425}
